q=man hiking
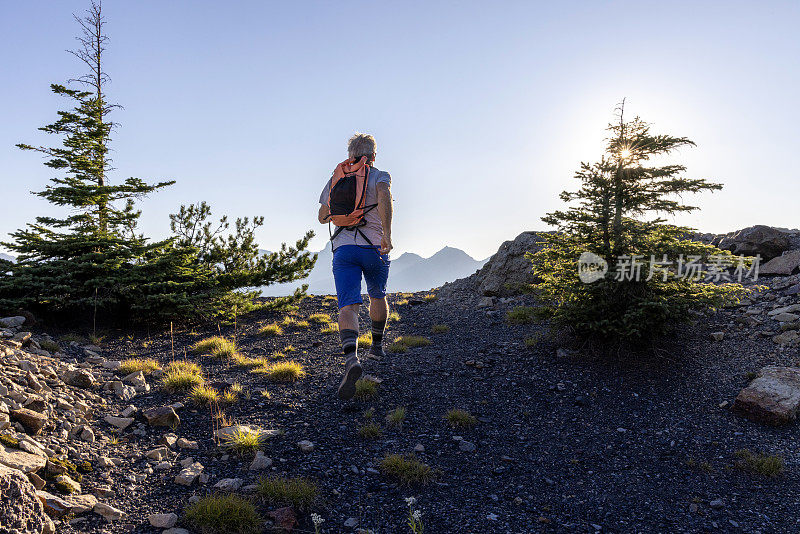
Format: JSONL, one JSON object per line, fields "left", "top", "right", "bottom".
{"left": 318, "top": 133, "right": 393, "bottom": 400}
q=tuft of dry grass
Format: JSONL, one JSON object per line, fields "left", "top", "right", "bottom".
{"left": 379, "top": 454, "right": 435, "bottom": 485}
{"left": 354, "top": 378, "right": 379, "bottom": 400}
{"left": 359, "top": 423, "right": 383, "bottom": 439}
{"left": 386, "top": 407, "right": 407, "bottom": 427}
{"left": 253, "top": 360, "right": 306, "bottom": 382}
{"left": 191, "top": 336, "right": 237, "bottom": 358}
{"left": 162, "top": 361, "right": 204, "bottom": 393}
{"left": 734, "top": 449, "right": 784, "bottom": 477}
{"left": 184, "top": 494, "right": 262, "bottom": 534}
{"left": 358, "top": 332, "right": 373, "bottom": 347}
{"left": 257, "top": 476, "right": 319, "bottom": 512}
{"left": 388, "top": 335, "right": 432, "bottom": 353}
{"left": 423, "top": 293, "right": 438, "bottom": 302}
{"left": 119, "top": 358, "right": 161, "bottom": 375}
{"left": 189, "top": 384, "right": 220, "bottom": 407}
{"left": 258, "top": 323, "right": 283, "bottom": 337}
{"left": 431, "top": 324, "right": 450, "bottom": 334}
{"left": 445, "top": 409, "right": 478, "bottom": 428}
{"left": 232, "top": 354, "right": 269, "bottom": 368}
{"left": 321, "top": 322, "right": 339, "bottom": 334}
{"left": 308, "top": 313, "right": 331, "bottom": 324}
{"left": 220, "top": 427, "right": 263, "bottom": 454}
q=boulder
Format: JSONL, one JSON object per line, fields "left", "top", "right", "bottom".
{"left": 733, "top": 366, "right": 800, "bottom": 425}
{"left": 442, "top": 231, "right": 546, "bottom": 297}
{"left": 761, "top": 250, "right": 800, "bottom": 276}
{"left": 0, "top": 316, "right": 26, "bottom": 328}
{"left": 0, "top": 443, "right": 47, "bottom": 473}
{"left": 104, "top": 415, "right": 134, "bottom": 430}
{"left": 716, "top": 225, "right": 793, "bottom": 260}
{"left": 174, "top": 462, "right": 203, "bottom": 486}
{"left": 36, "top": 489, "right": 73, "bottom": 517}
{"left": 11, "top": 408, "right": 47, "bottom": 435}
{"left": 143, "top": 406, "right": 180, "bottom": 428}
{"left": 0, "top": 463, "right": 53, "bottom": 533}
{"left": 149, "top": 512, "right": 178, "bottom": 529}
{"left": 64, "top": 368, "right": 96, "bottom": 389}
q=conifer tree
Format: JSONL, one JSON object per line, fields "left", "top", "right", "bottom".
{"left": 0, "top": 1, "right": 316, "bottom": 322}
{"left": 532, "top": 102, "right": 747, "bottom": 343}
{"left": 0, "top": 1, "right": 173, "bottom": 316}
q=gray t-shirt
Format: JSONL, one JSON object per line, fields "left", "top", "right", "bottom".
{"left": 319, "top": 166, "right": 391, "bottom": 250}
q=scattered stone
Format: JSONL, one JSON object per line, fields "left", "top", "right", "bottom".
{"left": 0, "top": 443, "right": 47, "bottom": 473}
{"left": 297, "top": 439, "right": 315, "bottom": 452}
{"left": 267, "top": 506, "right": 298, "bottom": 531}
{"left": 710, "top": 331, "right": 725, "bottom": 341}
{"left": 176, "top": 437, "right": 198, "bottom": 449}
{"left": 175, "top": 462, "right": 204, "bottom": 486}
{"left": 63, "top": 368, "right": 96, "bottom": 389}
{"left": 149, "top": 512, "right": 178, "bottom": 529}
{"left": 143, "top": 406, "right": 180, "bottom": 428}
{"left": 104, "top": 415, "right": 134, "bottom": 430}
{"left": 67, "top": 494, "right": 98, "bottom": 514}
{"left": 214, "top": 477, "right": 243, "bottom": 491}
{"left": 11, "top": 408, "right": 48, "bottom": 435}
{"left": 249, "top": 451, "right": 273, "bottom": 470}
{"left": 94, "top": 502, "right": 125, "bottom": 521}
{"left": 459, "top": 440, "right": 476, "bottom": 452}
{"left": 37, "top": 489, "right": 73, "bottom": 517}
{"left": 709, "top": 499, "right": 725, "bottom": 509}
{"left": 0, "top": 316, "right": 26, "bottom": 328}
{"left": 734, "top": 366, "right": 800, "bottom": 425}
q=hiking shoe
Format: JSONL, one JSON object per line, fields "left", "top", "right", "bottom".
{"left": 337, "top": 355, "right": 363, "bottom": 400}
{"left": 367, "top": 347, "right": 386, "bottom": 360}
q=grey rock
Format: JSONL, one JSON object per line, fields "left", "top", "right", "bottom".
{"left": 0, "top": 464, "right": 52, "bottom": 531}
{"left": 149, "top": 512, "right": 178, "bottom": 529}
{"left": 717, "top": 225, "right": 793, "bottom": 260}
{"left": 734, "top": 366, "right": 800, "bottom": 425}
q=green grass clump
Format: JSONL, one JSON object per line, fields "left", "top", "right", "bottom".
{"left": 358, "top": 332, "right": 373, "bottom": 347}
{"left": 505, "top": 306, "right": 539, "bottom": 325}
{"left": 119, "top": 358, "right": 161, "bottom": 376}
{"left": 386, "top": 407, "right": 406, "bottom": 427}
{"left": 379, "top": 454, "right": 435, "bottom": 486}
{"left": 354, "top": 378, "right": 378, "bottom": 400}
{"left": 431, "top": 324, "right": 450, "bottom": 334}
{"left": 359, "top": 423, "right": 383, "bottom": 439}
{"left": 258, "top": 323, "right": 283, "bottom": 337}
{"left": 362, "top": 407, "right": 375, "bottom": 420}
{"left": 60, "top": 333, "right": 86, "bottom": 344}
{"left": 524, "top": 335, "right": 541, "bottom": 348}
{"left": 423, "top": 293, "right": 438, "bottom": 302}
{"left": 189, "top": 384, "right": 220, "bottom": 407}
{"left": 191, "top": 336, "right": 237, "bottom": 358}
{"left": 39, "top": 340, "right": 61, "bottom": 353}
{"left": 321, "top": 322, "right": 339, "bottom": 334}
{"left": 388, "top": 335, "right": 432, "bottom": 353}
{"left": 257, "top": 476, "right": 319, "bottom": 512}
{"left": 53, "top": 479, "right": 77, "bottom": 495}
{"left": 162, "top": 362, "right": 204, "bottom": 393}
{"left": 232, "top": 354, "right": 268, "bottom": 368}
{"left": 185, "top": 494, "right": 263, "bottom": 534}
{"left": 254, "top": 360, "right": 306, "bottom": 382}
{"left": 734, "top": 449, "right": 784, "bottom": 477}
{"left": 445, "top": 409, "right": 478, "bottom": 429}
{"left": 308, "top": 313, "right": 331, "bottom": 324}
{"left": 220, "top": 427, "right": 263, "bottom": 454}
{"left": 388, "top": 311, "right": 401, "bottom": 322}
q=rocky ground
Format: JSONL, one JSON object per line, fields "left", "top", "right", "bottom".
{"left": 1, "top": 267, "right": 799, "bottom": 533}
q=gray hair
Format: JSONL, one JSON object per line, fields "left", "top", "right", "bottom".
{"left": 347, "top": 133, "right": 377, "bottom": 161}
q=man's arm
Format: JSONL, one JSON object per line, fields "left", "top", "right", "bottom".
{"left": 318, "top": 204, "right": 330, "bottom": 224}
{"left": 377, "top": 181, "right": 393, "bottom": 254}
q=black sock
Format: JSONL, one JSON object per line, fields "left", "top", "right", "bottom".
{"left": 340, "top": 329, "right": 358, "bottom": 359}
{"left": 371, "top": 320, "right": 386, "bottom": 352}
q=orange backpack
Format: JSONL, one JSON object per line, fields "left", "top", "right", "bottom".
{"left": 326, "top": 156, "right": 378, "bottom": 245}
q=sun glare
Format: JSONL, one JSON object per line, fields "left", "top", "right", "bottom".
{"left": 619, "top": 148, "right": 632, "bottom": 159}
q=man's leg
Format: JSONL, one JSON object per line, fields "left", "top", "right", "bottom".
{"left": 368, "top": 296, "right": 388, "bottom": 357}
{"left": 363, "top": 249, "right": 391, "bottom": 358}
{"left": 332, "top": 246, "right": 364, "bottom": 400}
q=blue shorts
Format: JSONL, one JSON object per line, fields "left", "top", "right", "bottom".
{"left": 332, "top": 245, "right": 391, "bottom": 308}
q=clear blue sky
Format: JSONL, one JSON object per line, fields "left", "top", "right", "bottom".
{"left": 2, "top": 1, "right": 798, "bottom": 259}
